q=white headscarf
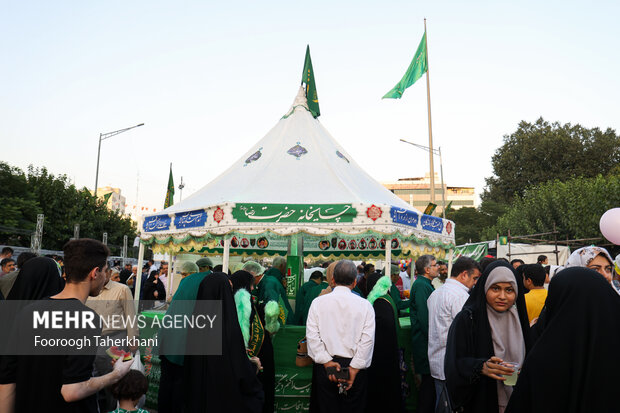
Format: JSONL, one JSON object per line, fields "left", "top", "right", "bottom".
{"left": 565, "top": 246, "right": 620, "bottom": 295}
{"left": 565, "top": 246, "right": 613, "bottom": 268}
{"left": 484, "top": 265, "right": 525, "bottom": 408}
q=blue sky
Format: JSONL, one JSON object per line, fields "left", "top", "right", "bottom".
{"left": 2, "top": 0, "right": 619, "bottom": 214}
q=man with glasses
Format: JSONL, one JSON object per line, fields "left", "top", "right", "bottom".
{"left": 409, "top": 254, "right": 439, "bottom": 413}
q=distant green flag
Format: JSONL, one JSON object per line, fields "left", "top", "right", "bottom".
{"left": 423, "top": 202, "right": 437, "bottom": 215}
{"left": 383, "top": 32, "right": 428, "bottom": 99}
{"left": 102, "top": 192, "right": 113, "bottom": 205}
{"left": 301, "top": 45, "right": 320, "bottom": 118}
{"left": 164, "top": 164, "right": 174, "bottom": 209}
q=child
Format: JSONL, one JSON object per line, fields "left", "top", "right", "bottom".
{"left": 109, "top": 370, "right": 149, "bottom": 413}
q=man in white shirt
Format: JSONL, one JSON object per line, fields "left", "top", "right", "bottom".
{"left": 427, "top": 257, "right": 481, "bottom": 410}
{"left": 306, "top": 260, "right": 375, "bottom": 412}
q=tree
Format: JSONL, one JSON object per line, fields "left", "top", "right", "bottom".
{"left": 0, "top": 163, "right": 41, "bottom": 246}
{"left": 482, "top": 174, "right": 620, "bottom": 241}
{"left": 482, "top": 118, "right": 620, "bottom": 204}
{"left": 0, "top": 162, "right": 137, "bottom": 252}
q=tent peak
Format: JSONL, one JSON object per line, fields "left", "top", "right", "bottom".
{"left": 282, "top": 86, "right": 310, "bottom": 119}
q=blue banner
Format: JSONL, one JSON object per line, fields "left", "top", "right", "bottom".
{"left": 174, "top": 209, "right": 208, "bottom": 229}
{"left": 143, "top": 214, "right": 172, "bottom": 232}
{"left": 390, "top": 206, "right": 419, "bottom": 228}
{"left": 420, "top": 214, "right": 444, "bottom": 233}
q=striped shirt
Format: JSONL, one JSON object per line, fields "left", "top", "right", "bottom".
{"left": 427, "top": 278, "right": 470, "bottom": 380}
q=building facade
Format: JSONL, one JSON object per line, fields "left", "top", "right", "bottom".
{"left": 381, "top": 173, "right": 475, "bottom": 214}
{"left": 92, "top": 187, "right": 126, "bottom": 214}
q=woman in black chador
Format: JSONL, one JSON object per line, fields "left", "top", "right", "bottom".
{"left": 445, "top": 261, "right": 531, "bottom": 413}
{"left": 230, "top": 270, "right": 275, "bottom": 413}
{"left": 506, "top": 267, "right": 620, "bottom": 413}
{"left": 183, "top": 272, "right": 264, "bottom": 412}
{"left": 364, "top": 272, "right": 404, "bottom": 412}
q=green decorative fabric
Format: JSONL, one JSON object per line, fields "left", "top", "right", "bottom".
{"left": 234, "top": 289, "right": 252, "bottom": 347}
{"left": 232, "top": 203, "right": 355, "bottom": 223}
{"left": 264, "top": 300, "right": 280, "bottom": 334}
{"left": 383, "top": 32, "right": 428, "bottom": 99}
{"left": 367, "top": 275, "right": 392, "bottom": 305}
{"left": 140, "top": 229, "right": 455, "bottom": 251}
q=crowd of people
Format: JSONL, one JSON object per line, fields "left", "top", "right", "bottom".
{"left": 0, "top": 240, "right": 619, "bottom": 413}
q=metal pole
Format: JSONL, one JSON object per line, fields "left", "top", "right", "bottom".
{"left": 103, "top": 232, "right": 108, "bottom": 245}
{"left": 438, "top": 147, "right": 446, "bottom": 218}
{"left": 122, "top": 235, "right": 128, "bottom": 267}
{"left": 178, "top": 177, "right": 185, "bottom": 201}
{"left": 424, "top": 18, "right": 436, "bottom": 204}
{"left": 222, "top": 238, "right": 231, "bottom": 274}
{"left": 95, "top": 123, "right": 144, "bottom": 198}
{"left": 385, "top": 236, "right": 392, "bottom": 278}
{"left": 94, "top": 133, "right": 102, "bottom": 198}
{"left": 134, "top": 241, "right": 145, "bottom": 311}
{"left": 73, "top": 223, "right": 80, "bottom": 240}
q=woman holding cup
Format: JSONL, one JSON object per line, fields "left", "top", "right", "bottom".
{"left": 445, "top": 261, "right": 531, "bottom": 413}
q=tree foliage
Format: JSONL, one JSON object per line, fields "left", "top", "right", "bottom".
{"left": 482, "top": 118, "right": 620, "bottom": 204}
{"left": 0, "top": 162, "right": 137, "bottom": 253}
{"left": 482, "top": 174, "right": 620, "bottom": 241}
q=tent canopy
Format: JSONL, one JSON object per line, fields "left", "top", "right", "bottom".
{"left": 140, "top": 87, "right": 455, "bottom": 256}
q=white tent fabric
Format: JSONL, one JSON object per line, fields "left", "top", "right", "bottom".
{"left": 164, "top": 88, "right": 412, "bottom": 211}
{"left": 140, "top": 87, "right": 455, "bottom": 249}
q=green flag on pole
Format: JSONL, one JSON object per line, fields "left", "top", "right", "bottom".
{"left": 102, "top": 192, "right": 113, "bottom": 205}
{"left": 164, "top": 164, "right": 174, "bottom": 209}
{"left": 383, "top": 32, "right": 428, "bottom": 99}
{"left": 301, "top": 45, "right": 320, "bottom": 118}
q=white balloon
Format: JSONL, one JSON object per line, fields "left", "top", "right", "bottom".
{"left": 599, "top": 208, "right": 620, "bottom": 245}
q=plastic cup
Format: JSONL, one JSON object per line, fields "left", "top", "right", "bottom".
{"left": 500, "top": 362, "right": 520, "bottom": 386}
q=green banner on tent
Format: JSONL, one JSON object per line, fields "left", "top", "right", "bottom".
{"left": 452, "top": 242, "right": 489, "bottom": 262}
{"left": 232, "top": 203, "right": 357, "bottom": 223}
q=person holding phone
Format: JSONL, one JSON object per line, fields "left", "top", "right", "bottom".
{"left": 306, "top": 260, "right": 375, "bottom": 412}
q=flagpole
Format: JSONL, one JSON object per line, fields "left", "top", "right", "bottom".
{"left": 424, "top": 18, "right": 436, "bottom": 206}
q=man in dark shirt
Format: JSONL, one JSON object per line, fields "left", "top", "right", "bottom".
{"left": 0, "top": 239, "right": 133, "bottom": 413}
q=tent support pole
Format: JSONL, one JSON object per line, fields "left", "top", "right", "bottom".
{"left": 446, "top": 248, "right": 454, "bottom": 276}
{"left": 222, "top": 237, "right": 231, "bottom": 274}
{"left": 134, "top": 240, "right": 145, "bottom": 313}
{"left": 166, "top": 252, "right": 173, "bottom": 294}
{"left": 385, "top": 237, "right": 392, "bottom": 278}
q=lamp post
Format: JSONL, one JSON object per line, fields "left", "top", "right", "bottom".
{"left": 94, "top": 123, "right": 144, "bottom": 198}
{"left": 400, "top": 138, "right": 447, "bottom": 218}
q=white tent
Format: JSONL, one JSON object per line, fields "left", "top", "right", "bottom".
{"left": 135, "top": 87, "right": 455, "bottom": 302}
{"left": 139, "top": 87, "right": 454, "bottom": 255}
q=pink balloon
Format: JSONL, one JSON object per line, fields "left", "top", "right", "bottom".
{"left": 600, "top": 208, "right": 620, "bottom": 245}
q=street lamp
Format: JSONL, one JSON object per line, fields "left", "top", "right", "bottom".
{"left": 400, "top": 138, "right": 447, "bottom": 218}
{"left": 94, "top": 123, "right": 144, "bottom": 198}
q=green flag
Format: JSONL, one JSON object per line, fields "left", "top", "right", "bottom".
{"left": 301, "top": 45, "right": 320, "bottom": 118}
{"left": 383, "top": 32, "right": 428, "bottom": 99}
{"left": 102, "top": 192, "right": 113, "bottom": 205}
{"left": 423, "top": 202, "right": 437, "bottom": 215}
{"left": 164, "top": 164, "right": 174, "bottom": 209}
